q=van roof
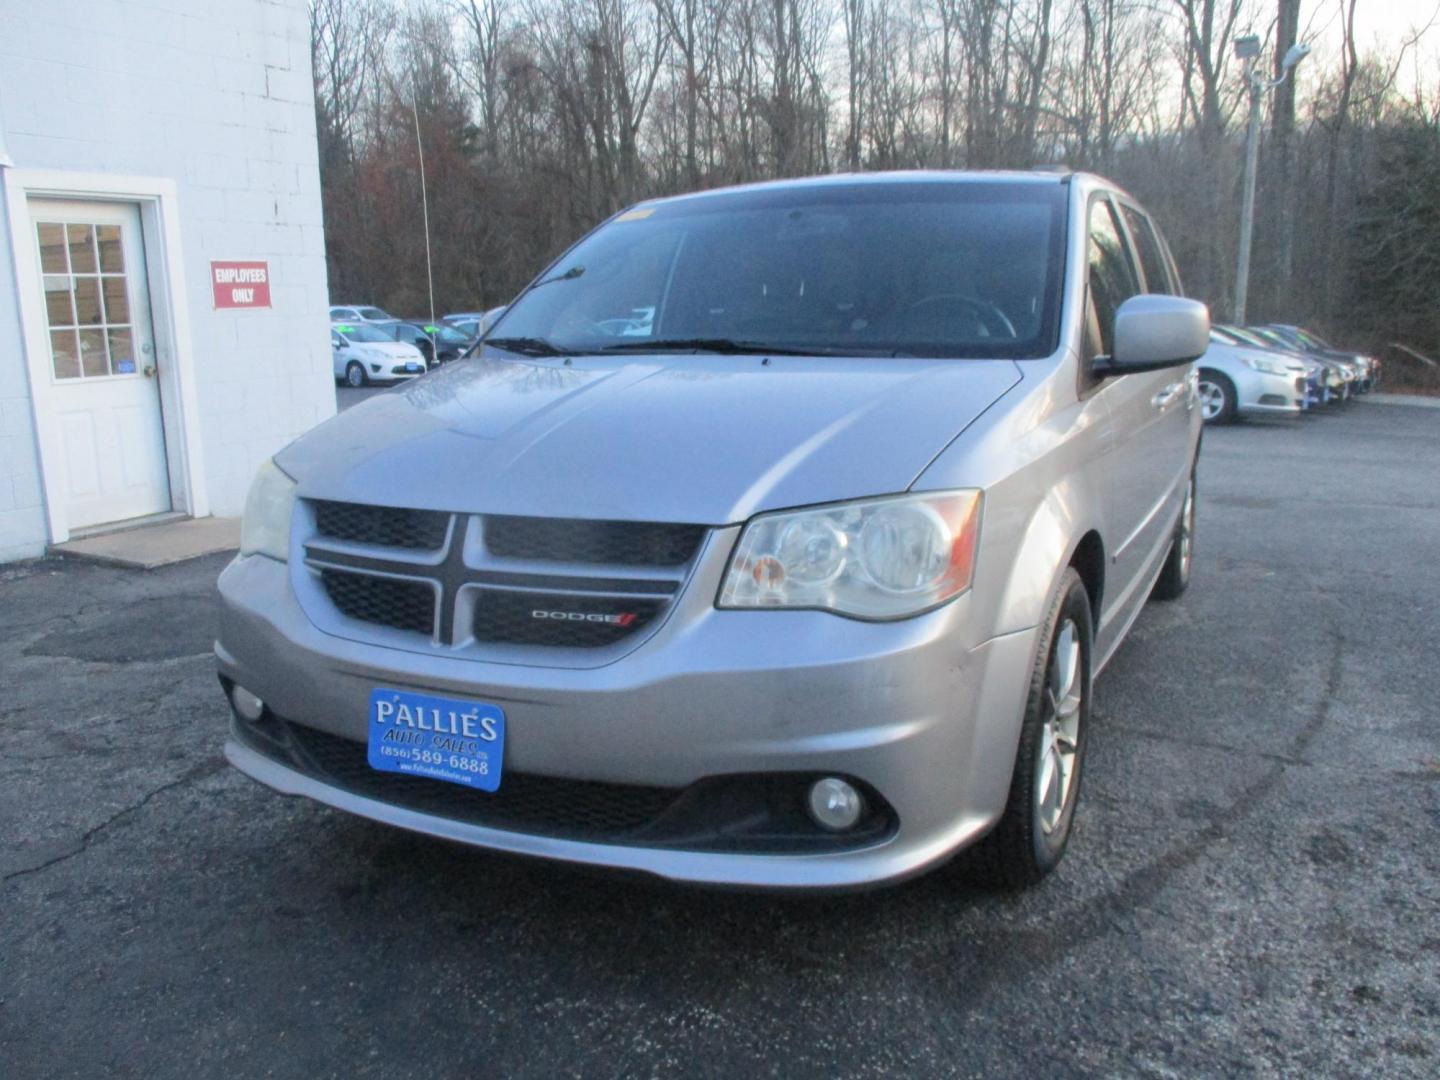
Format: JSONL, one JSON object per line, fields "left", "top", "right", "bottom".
{"left": 636, "top": 169, "right": 1090, "bottom": 214}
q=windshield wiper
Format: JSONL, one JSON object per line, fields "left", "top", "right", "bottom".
{"left": 598, "top": 337, "right": 819, "bottom": 356}
{"left": 484, "top": 336, "right": 568, "bottom": 357}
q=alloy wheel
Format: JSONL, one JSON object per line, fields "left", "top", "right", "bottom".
{"left": 1198, "top": 380, "right": 1225, "bottom": 420}
{"left": 1179, "top": 475, "right": 1195, "bottom": 577}
{"left": 1035, "top": 618, "right": 1083, "bottom": 836}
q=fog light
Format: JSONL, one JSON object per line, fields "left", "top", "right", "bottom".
{"left": 808, "top": 777, "right": 864, "bottom": 831}
{"left": 230, "top": 685, "right": 265, "bottom": 722}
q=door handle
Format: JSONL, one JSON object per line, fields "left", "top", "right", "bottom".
{"left": 143, "top": 365, "right": 157, "bottom": 378}
{"left": 1151, "top": 383, "right": 1183, "bottom": 410}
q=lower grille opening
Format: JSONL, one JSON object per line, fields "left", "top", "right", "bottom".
{"left": 321, "top": 569, "right": 436, "bottom": 635}
{"left": 231, "top": 712, "right": 897, "bottom": 853}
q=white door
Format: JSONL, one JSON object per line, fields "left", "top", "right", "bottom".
{"left": 31, "top": 199, "right": 171, "bottom": 529}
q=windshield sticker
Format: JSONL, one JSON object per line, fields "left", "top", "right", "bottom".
{"left": 616, "top": 207, "right": 655, "bottom": 222}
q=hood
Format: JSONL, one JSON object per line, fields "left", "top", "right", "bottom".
{"left": 280, "top": 353, "right": 1022, "bottom": 525}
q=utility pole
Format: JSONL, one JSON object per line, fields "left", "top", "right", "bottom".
{"left": 1232, "top": 35, "right": 1311, "bottom": 325}
{"left": 1233, "top": 69, "right": 1263, "bottom": 326}
{"left": 411, "top": 86, "right": 436, "bottom": 330}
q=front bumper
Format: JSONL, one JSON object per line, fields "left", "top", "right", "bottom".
{"left": 1234, "top": 366, "right": 1305, "bottom": 416}
{"left": 217, "top": 554, "right": 1038, "bottom": 889}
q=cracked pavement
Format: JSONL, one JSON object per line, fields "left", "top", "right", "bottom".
{"left": 1, "top": 399, "right": 1437, "bottom": 1077}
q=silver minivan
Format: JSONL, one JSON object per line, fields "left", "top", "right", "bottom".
{"left": 220, "top": 172, "right": 1207, "bottom": 890}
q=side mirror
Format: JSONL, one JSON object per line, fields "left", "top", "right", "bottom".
{"left": 1102, "top": 295, "right": 1210, "bottom": 373}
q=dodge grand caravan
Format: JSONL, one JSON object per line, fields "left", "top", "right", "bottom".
{"left": 219, "top": 172, "right": 1207, "bottom": 890}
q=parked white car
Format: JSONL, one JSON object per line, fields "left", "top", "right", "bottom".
{"left": 331, "top": 323, "right": 427, "bottom": 387}
{"left": 329, "top": 304, "right": 394, "bottom": 323}
{"left": 1195, "top": 332, "right": 1313, "bottom": 424}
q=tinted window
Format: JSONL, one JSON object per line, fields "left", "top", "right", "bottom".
{"left": 1119, "top": 205, "right": 1173, "bottom": 295}
{"left": 492, "top": 183, "right": 1068, "bottom": 359}
{"left": 1087, "top": 199, "right": 1140, "bottom": 357}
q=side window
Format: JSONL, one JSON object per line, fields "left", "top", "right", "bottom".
{"left": 1119, "top": 205, "right": 1174, "bottom": 295}
{"left": 1087, "top": 199, "right": 1140, "bottom": 358}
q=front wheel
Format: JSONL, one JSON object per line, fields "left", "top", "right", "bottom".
{"left": 966, "top": 567, "right": 1093, "bottom": 889}
{"left": 1197, "top": 369, "right": 1237, "bottom": 425}
{"left": 345, "top": 361, "right": 367, "bottom": 388}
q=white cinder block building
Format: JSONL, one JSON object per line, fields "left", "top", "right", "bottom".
{"left": 0, "top": 0, "right": 335, "bottom": 562}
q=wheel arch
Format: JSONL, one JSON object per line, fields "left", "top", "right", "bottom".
{"left": 984, "top": 478, "right": 1108, "bottom": 640}
{"left": 1068, "top": 529, "right": 1105, "bottom": 627}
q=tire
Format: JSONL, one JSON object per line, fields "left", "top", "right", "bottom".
{"left": 345, "top": 361, "right": 367, "bottom": 388}
{"left": 1151, "top": 468, "right": 1196, "bottom": 601}
{"left": 965, "top": 567, "right": 1093, "bottom": 889}
{"left": 1196, "top": 369, "right": 1237, "bottom": 425}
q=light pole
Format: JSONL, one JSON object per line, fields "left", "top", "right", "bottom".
{"left": 1232, "top": 36, "right": 1311, "bottom": 326}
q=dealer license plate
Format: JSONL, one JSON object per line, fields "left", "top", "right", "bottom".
{"left": 406, "top": 362, "right": 422, "bottom": 372}
{"left": 368, "top": 688, "right": 505, "bottom": 792}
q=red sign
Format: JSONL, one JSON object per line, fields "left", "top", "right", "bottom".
{"left": 211, "top": 261, "right": 272, "bottom": 309}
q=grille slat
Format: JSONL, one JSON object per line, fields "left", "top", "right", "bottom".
{"left": 314, "top": 500, "right": 450, "bottom": 550}
{"left": 321, "top": 569, "right": 436, "bottom": 635}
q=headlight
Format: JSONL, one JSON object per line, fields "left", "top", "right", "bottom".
{"left": 239, "top": 458, "right": 297, "bottom": 561}
{"left": 718, "top": 491, "right": 982, "bottom": 620}
{"left": 1241, "top": 355, "right": 1290, "bottom": 376}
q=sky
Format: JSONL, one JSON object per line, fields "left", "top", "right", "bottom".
{"left": 1303, "top": 0, "right": 1440, "bottom": 97}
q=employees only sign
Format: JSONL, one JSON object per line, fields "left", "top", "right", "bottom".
{"left": 211, "top": 261, "right": 272, "bottom": 309}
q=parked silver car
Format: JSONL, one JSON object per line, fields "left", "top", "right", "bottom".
{"left": 221, "top": 172, "right": 1207, "bottom": 890}
{"left": 1196, "top": 329, "right": 1312, "bottom": 423}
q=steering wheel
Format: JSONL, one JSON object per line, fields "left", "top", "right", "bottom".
{"left": 905, "top": 294, "right": 1017, "bottom": 338}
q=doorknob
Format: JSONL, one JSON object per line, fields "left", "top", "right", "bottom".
{"left": 143, "top": 365, "right": 157, "bottom": 378}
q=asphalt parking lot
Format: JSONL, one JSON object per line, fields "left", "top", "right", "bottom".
{"left": 2, "top": 399, "right": 1437, "bottom": 1077}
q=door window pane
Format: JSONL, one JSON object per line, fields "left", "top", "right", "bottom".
{"left": 1087, "top": 200, "right": 1140, "bottom": 357}
{"left": 108, "top": 328, "right": 136, "bottom": 374}
{"left": 67, "top": 224, "right": 97, "bottom": 274}
{"left": 79, "top": 328, "right": 109, "bottom": 377}
{"left": 38, "top": 223, "right": 68, "bottom": 273}
{"left": 96, "top": 224, "right": 123, "bottom": 272}
{"left": 73, "top": 277, "right": 103, "bottom": 324}
{"left": 1119, "top": 205, "right": 1174, "bottom": 295}
{"left": 45, "top": 277, "right": 76, "bottom": 327}
{"left": 102, "top": 277, "right": 130, "bottom": 324}
{"left": 51, "top": 330, "right": 81, "bottom": 379}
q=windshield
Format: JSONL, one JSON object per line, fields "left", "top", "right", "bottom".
{"left": 490, "top": 182, "right": 1067, "bottom": 359}
{"left": 336, "top": 324, "right": 392, "bottom": 343}
{"left": 358, "top": 307, "right": 391, "bottom": 321}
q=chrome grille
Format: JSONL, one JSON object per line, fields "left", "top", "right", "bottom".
{"left": 302, "top": 501, "right": 704, "bottom": 651}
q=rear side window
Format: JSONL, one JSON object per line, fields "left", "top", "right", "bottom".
{"left": 1087, "top": 199, "right": 1140, "bottom": 357}
{"left": 1119, "top": 205, "right": 1174, "bottom": 295}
